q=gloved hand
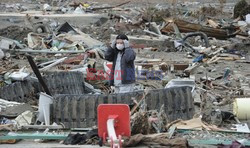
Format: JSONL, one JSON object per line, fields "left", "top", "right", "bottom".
{"left": 123, "top": 40, "right": 130, "bottom": 48}
{"left": 111, "top": 39, "right": 116, "bottom": 49}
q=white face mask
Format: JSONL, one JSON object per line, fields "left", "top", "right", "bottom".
{"left": 116, "top": 43, "right": 124, "bottom": 50}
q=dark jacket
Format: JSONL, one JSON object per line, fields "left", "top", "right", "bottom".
{"left": 105, "top": 46, "right": 136, "bottom": 86}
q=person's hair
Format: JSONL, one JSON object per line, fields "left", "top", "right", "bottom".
{"left": 116, "top": 34, "right": 129, "bottom": 40}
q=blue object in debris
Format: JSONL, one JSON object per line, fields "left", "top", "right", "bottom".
{"left": 223, "top": 68, "right": 231, "bottom": 80}
{"left": 192, "top": 55, "right": 204, "bottom": 63}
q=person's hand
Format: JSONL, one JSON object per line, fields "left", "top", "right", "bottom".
{"left": 87, "top": 50, "right": 96, "bottom": 58}
{"left": 111, "top": 39, "right": 116, "bottom": 49}
{"left": 123, "top": 40, "right": 130, "bottom": 48}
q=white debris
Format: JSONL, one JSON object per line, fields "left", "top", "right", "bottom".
{"left": 233, "top": 123, "right": 250, "bottom": 133}
{"left": 9, "top": 67, "right": 30, "bottom": 81}
{"left": 0, "top": 49, "right": 4, "bottom": 59}
{"left": 238, "top": 21, "right": 247, "bottom": 27}
{"left": 15, "top": 111, "right": 33, "bottom": 128}
{"left": 74, "top": 6, "right": 85, "bottom": 14}
{"left": 246, "top": 14, "right": 250, "bottom": 25}
{"left": 43, "top": 4, "right": 52, "bottom": 11}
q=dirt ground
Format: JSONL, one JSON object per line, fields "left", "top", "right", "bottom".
{"left": 0, "top": 0, "right": 247, "bottom": 4}
{"left": 0, "top": 0, "right": 245, "bottom": 30}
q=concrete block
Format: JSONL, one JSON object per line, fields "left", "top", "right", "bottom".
{"left": 0, "top": 39, "right": 14, "bottom": 50}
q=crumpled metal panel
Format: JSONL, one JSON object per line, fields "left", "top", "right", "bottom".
{"left": 0, "top": 80, "right": 37, "bottom": 103}
{"left": 52, "top": 87, "right": 194, "bottom": 128}
{"left": 0, "top": 72, "right": 85, "bottom": 103}
{"left": 42, "top": 72, "right": 85, "bottom": 95}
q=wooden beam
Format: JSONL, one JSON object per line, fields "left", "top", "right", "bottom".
{"left": 207, "top": 19, "right": 219, "bottom": 28}
{"left": 162, "top": 19, "right": 248, "bottom": 39}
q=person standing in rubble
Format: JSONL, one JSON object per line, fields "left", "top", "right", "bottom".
{"left": 105, "top": 34, "right": 136, "bottom": 93}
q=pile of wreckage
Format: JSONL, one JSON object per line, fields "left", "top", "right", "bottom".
{"left": 0, "top": 0, "right": 250, "bottom": 147}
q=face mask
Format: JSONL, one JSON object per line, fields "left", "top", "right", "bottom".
{"left": 116, "top": 43, "right": 124, "bottom": 50}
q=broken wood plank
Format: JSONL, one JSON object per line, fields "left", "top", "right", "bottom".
{"left": 207, "top": 55, "right": 219, "bottom": 64}
{"left": 184, "top": 63, "right": 201, "bottom": 75}
{"left": 0, "top": 139, "right": 19, "bottom": 144}
{"left": 0, "top": 124, "right": 14, "bottom": 131}
{"left": 208, "top": 48, "right": 224, "bottom": 57}
{"left": 130, "top": 89, "right": 150, "bottom": 115}
{"left": 236, "top": 35, "right": 249, "bottom": 40}
{"left": 162, "top": 19, "right": 248, "bottom": 39}
{"left": 110, "top": 34, "right": 173, "bottom": 49}
{"left": 208, "top": 56, "right": 240, "bottom": 64}
{"left": 219, "top": 53, "right": 241, "bottom": 59}
{"left": 171, "top": 22, "right": 182, "bottom": 39}
{"left": 168, "top": 125, "right": 176, "bottom": 139}
{"left": 135, "top": 59, "right": 163, "bottom": 63}
{"left": 92, "top": 1, "right": 131, "bottom": 11}
{"left": 40, "top": 57, "right": 67, "bottom": 71}
{"left": 207, "top": 19, "right": 219, "bottom": 28}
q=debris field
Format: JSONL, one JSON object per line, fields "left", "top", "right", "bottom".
{"left": 0, "top": 0, "right": 250, "bottom": 147}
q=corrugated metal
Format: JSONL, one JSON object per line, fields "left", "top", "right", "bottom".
{"left": 0, "top": 80, "right": 37, "bottom": 103}
{"left": 0, "top": 72, "right": 85, "bottom": 102}
{"left": 42, "top": 72, "right": 85, "bottom": 95}
{"left": 52, "top": 87, "right": 194, "bottom": 128}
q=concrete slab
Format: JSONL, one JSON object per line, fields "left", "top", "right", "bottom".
{"left": 110, "top": 34, "right": 174, "bottom": 50}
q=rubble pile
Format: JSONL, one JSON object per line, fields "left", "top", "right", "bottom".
{"left": 0, "top": 26, "right": 32, "bottom": 42}
{"left": 0, "top": 0, "right": 250, "bottom": 147}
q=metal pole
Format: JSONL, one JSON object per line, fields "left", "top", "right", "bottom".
{"left": 26, "top": 55, "right": 52, "bottom": 96}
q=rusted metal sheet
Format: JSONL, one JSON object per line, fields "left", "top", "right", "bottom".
{"left": 52, "top": 87, "right": 194, "bottom": 128}
{"left": 173, "top": 63, "right": 189, "bottom": 71}
{"left": 0, "top": 72, "right": 85, "bottom": 102}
